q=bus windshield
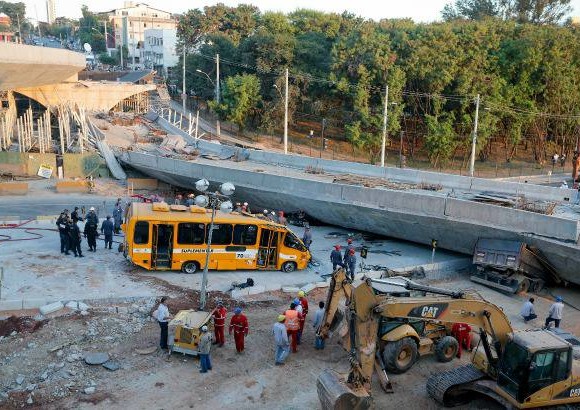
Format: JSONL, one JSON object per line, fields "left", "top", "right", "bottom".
{"left": 284, "top": 231, "right": 306, "bottom": 252}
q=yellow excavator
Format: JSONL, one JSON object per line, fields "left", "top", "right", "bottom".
{"left": 316, "top": 268, "right": 580, "bottom": 409}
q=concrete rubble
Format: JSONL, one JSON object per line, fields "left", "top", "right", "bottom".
{"left": 39, "top": 302, "right": 64, "bottom": 315}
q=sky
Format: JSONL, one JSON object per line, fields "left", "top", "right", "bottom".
{"left": 18, "top": 0, "right": 580, "bottom": 23}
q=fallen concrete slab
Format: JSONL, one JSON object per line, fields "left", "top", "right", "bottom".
{"left": 39, "top": 301, "right": 64, "bottom": 315}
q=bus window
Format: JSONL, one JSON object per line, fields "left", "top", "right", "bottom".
{"left": 206, "top": 224, "right": 233, "bottom": 245}
{"left": 284, "top": 231, "right": 306, "bottom": 251}
{"left": 134, "top": 221, "right": 149, "bottom": 244}
{"left": 177, "top": 223, "right": 205, "bottom": 244}
{"left": 233, "top": 224, "right": 257, "bottom": 245}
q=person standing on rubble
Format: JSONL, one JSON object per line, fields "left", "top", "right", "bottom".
{"left": 272, "top": 315, "right": 290, "bottom": 365}
{"left": 277, "top": 211, "right": 287, "bottom": 226}
{"left": 154, "top": 297, "right": 172, "bottom": 350}
{"left": 302, "top": 225, "right": 313, "bottom": 251}
{"left": 113, "top": 203, "right": 123, "bottom": 234}
{"left": 330, "top": 245, "right": 344, "bottom": 270}
{"left": 545, "top": 296, "right": 564, "bottom": 329}
{"left": 313, "top": 301, "right": 326, "bottom": 350}
{"left": 198, "top": 325, "right": 213, "bottom": 373}
{"left": 229, "top": 307, "right": 249, "bottom": 353}
{"left": 343, "top": 238, "right": 355, "bottom": 262}
{"left": 212, "top": 301, "right": 227, "bottom": 347}
{"left": 344, "top": 248, "right": 357, "bottom": 280}
{"left": 101, "top": 215, "right": 114, "bottom": 250}
{"left": 284, "top": 302, "right": 301, "bottom": 353}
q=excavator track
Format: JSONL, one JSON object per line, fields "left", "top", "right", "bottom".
{"left": 426, "top": 364, "right": 486, "bottom": 406}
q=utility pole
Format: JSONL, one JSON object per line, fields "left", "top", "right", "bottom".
{"left": 469, "top": 94, "right": 480, "bottom": 177}
{"left": 399, "top": 131, "right": 404, "bottom": 168}
{"left": 195, "top": 109, "right": 199, "bottom": 139}
{"left": 182, "top": 46, "right": 186, "bottom": 112}
{"left": 215, "top": 53, "right": 220, "bottom": 137}
{"left": 381, "top": 85, "right": 389, "bottom": 167}
{"left": 319, "top": 118, "right": 326, "bottom": 158}
{"left": 104, "top": 20, "right": 109, "bottom": 56}
{"left": 284, "top": 68, "right": 289, "bottom": 155}
{"left": 16, "top": 14, "right": 21, "bottom": 44}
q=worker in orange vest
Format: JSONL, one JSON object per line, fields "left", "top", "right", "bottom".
{"left": 284, "top": 302, "right": 302, "bottom": 353}
{"left": 212, "top": 301, "right": 227, "bottom": 347}
{"left": 297, "top": 291, "right": 309, "bottom": 344}
{"left": 229, "top": 307, "right": 249, "bottom": 353}
{"left": 451, "top": 322, "right": 472, "bottom": 359}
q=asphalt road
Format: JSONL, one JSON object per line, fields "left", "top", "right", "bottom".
{"left": 0, "top": 195, "right": 119, "bottom": 219}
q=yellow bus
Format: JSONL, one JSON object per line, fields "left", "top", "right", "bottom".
{"left": 122, "top": 202, "right": 310, "bottom": 273}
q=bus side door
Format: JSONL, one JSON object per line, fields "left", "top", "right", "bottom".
{"left": 258, "top": 227, "right": 278, "bottom": 269}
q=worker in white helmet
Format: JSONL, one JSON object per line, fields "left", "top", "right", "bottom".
{"left": 198, "top": 325, "right": 213, "bottom": 373}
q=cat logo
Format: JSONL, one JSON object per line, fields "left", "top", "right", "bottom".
{"left": 421, "top": 306, "right": 440, "bottom": 318}
{"left": 571, "top": 387, "right": 580, "bottom": 398}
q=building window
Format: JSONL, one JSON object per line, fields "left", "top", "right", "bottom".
{"left": 122, "top": 11, "right": 128, "bottom": 16}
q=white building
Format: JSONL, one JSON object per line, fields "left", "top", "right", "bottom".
{"left": 100, "top": 2, "right": 177, "bottom": 70}
{"left": 46, "top": 0, "right": 56, "bottom": 24}
{"left": 142, "top": 28, "right": 177, "bottom": 77}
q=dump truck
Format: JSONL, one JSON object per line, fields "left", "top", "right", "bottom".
{"left": 471, "top": 238, "right": 561, "bottom": 294}
{"left": 316, "top": 269, "right": 580, "bottom": 409}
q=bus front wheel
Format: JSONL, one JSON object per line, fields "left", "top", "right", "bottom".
{"left": 281, "top": 261, "right": 297, "bottom": 273}
{"left": 182, "top": 261, "right": 200, "bottom": 274}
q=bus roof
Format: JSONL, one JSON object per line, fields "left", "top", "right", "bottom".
{"left": 130, "top": 202, "right": 286, "bottom": 228}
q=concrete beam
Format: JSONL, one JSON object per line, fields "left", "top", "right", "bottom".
{"left": 0, "top": 43, "right": 85, "bottom": 90}
{"left": 0, "top": 182, "right": 28, "bottom": 195}
{"left": 15, "top": 81, "right": 156, "bottom": 111}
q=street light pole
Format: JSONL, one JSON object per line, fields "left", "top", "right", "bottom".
{"left": 200, "top": 200, "right": 216, "bottom": 310}
{"left": 182, "top": 46, "right": 187, "bottom": 112}
{"left": 215, "top": 53, "right": 221, "bottom": 138}
{"left": 284, "top": 68, "right": 289, "bottom": 154}
{"left": 381, "top": 84, "right": 389, "bottom": 167}
{"left": 469, "top": 94, "right": 480, "bottom": 177}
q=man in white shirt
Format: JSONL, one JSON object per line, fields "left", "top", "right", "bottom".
{"left": 520, "top": 297, "right": 537, "bottom": 323}
{"left": 312, "top": 301, "right": 326, "bottom": 350}
{"left": 155, "top": 297, "right": 172, "bottom": 350}
{"left": 545, "top": 296, "right": 564, "bottom": 329}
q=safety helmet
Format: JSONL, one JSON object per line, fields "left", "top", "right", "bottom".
{"left": 271, "top": 211, "right": 275, "bottom": 215}
{"left": 263, "top": 209, "right": 268, "bottom": 214}
{"left": 347, "top": 238, "right": 353, "bottom": 244}
{"left": 298, "top": 290, "right": 305, "bottom": 297}
{"left": 201, "top": 325, "right": 208, "bottom": 332}
{"left": 349, "top": 248, "right": 355, "bottom": 255}
{"left": 234, "top": 307, "right": 242, "bottom": 315}
{"left": 243, "top": 202, "right": 248, "bottom": 206}
{"left": 293, "top": 298, "right": 300, "bottom": 305}
{"left": 334, "top": 245, "right": 341, "bottom": 250}
{"left": 89, "top": 207, "right": 95, "bottom": 211}
{"left": 277, "top": 315, "right": 286, "bottom": 322}
{"left": 556, "top": 296, "right": 563, "bottom": 302}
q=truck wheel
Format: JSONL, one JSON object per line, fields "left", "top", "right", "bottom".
{"left": 181, "top": 261, "right": 199, "bottom": 274}
{"left": 281, "top": 261, "right": 297, "bottom": 272}
{"left": 517, "top": 278, "right": 530, "bottom": 294}
{"left": 383, "top": 337, "right": 418, "bottom": 374}
{"left": 435, "top": 336, "right": 459, "bottom": 362}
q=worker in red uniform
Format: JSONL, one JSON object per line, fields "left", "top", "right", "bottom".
{"left": 229, "top": 307, "right": 249, "bottom": 353}
{"left": 451, "top": 322, "right": 472, "bottom": 359}
{"left": 212, "top": 300, "right": 227, "bottom": 347}
{"left": 297, "top": 291, "right": 309, "bottom": 343}
{"left": 284, "top": 302, "right": 301, "bottom": 353}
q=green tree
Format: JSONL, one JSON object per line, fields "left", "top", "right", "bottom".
{"left": 210, "top": 74, "right": 262, "bottom": 132}
{"left": 425, "top": 114, "right": 457, "bottom": 167}
{"left": 78, "top": 5, "right": 106, "bottom": 53}
{"left": 0, "top": 1, "right": 25, "bottom": 29}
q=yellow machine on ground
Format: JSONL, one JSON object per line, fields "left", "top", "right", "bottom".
{"left": 318, "top": 269, "right": 459, "bottom": 375}
{"left": 316, "top": 268, "right": 580, "bottom": 409}
{"left": 168, "top": 310, "right": 213, "bottom": 356}
{"left": 122, "top": 202, "right": 310, "bottom": 273}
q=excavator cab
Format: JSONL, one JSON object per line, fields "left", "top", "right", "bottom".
{"left": 497, "top": 330, "right": 573, "bottom": 405}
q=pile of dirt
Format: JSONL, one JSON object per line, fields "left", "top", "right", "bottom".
{"left": 0, "top": 315, "right": 48, "bottom": 337}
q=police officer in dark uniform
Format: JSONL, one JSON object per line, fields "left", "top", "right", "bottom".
{"left": 101, "top": 215, "right": 114, "bottom": 249}
{"left": 56, "top": 210, "right": 70, "bottom": 254}
{"left": 71, "top": 207, "right": 83, "bottom": 223}
{"left": 84, "top": 219, "right": 98, "bottom": 252}
{"left": 68, "top": 219, "right": 83, "bottom": 257}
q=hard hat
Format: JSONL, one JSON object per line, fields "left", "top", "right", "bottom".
{"left": 201, "top": 325, "right": 208, "bottom": 332}
{"left": 263, "top": 209, "right": 268, "bottom": 214}
{"left": 89, "top": 207, "right": 95, "bottom": 211}
{"left": 271, "top": 211, "right": 275, "bottom": 215}
{"left": 293, "top": 298, "right": 300, "bottom": 305}
{"left": 234, "top": 307, "right": 242, "bottom": 315}
{"left": 556, "top": 296, "right": 563, "bottom": 302}
{"left": 334, "top": 245, "right": 341, "bottom": 250}
{"left": 277, "top": 314, "right": 286, "bottom": 322}
{"left": 349, "top": 248, "right": 355, "bottom": 255}
{"left": 243, "top": 202, "right": 248, "bottom": 206}
{"left": 188, "top": 193, "right": 194, "bottom": 198}
{"left": 298, "top": 290, "right": 305, "bottom": 297}
{"left": 347, "top": 238, "right": 353, "bottom": 244}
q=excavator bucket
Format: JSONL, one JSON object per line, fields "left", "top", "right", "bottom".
{"left": 317, "top": 369, "right": 373, "bottom": 410}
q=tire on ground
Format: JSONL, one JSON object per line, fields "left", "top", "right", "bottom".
{"left": 383, "top": 337, "right": 418, "bottom": 374}
{"left": 435, "top": 335, "right": 459, "bottom": 362}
